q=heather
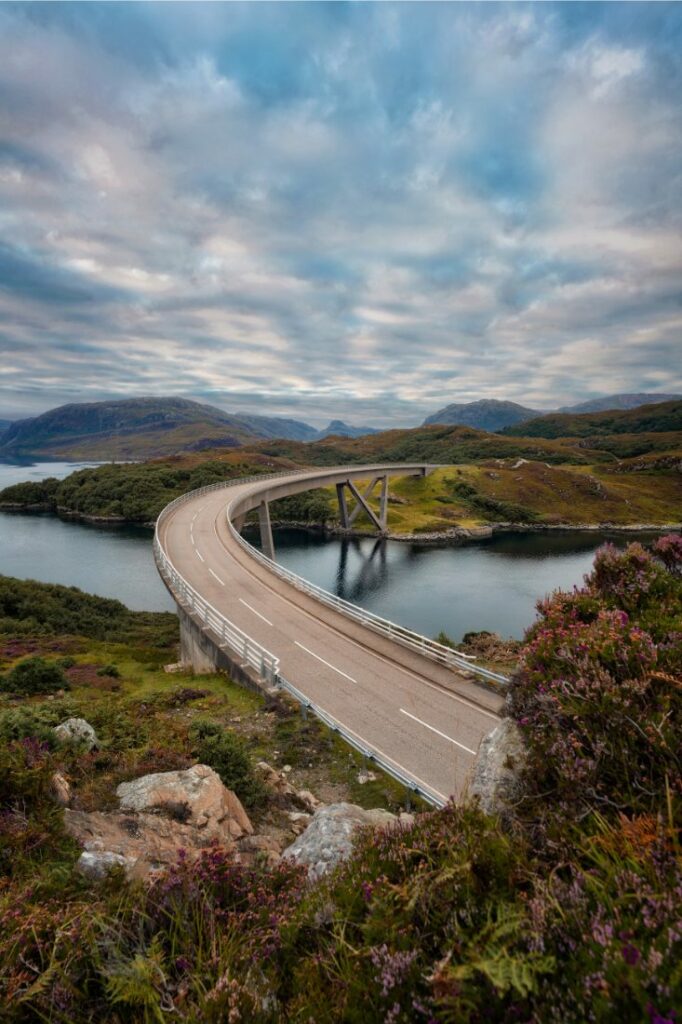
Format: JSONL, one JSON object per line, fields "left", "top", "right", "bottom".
{"left": 0, "top": 539, "right": 680, "bottom": 1021}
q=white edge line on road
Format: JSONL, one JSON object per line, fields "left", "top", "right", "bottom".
{"left": 400, "top": 708, "right": 476, "bottom": 755}
{"left": 239, "top": 597, "right": 273, "bottom": 626}
{"left": 195, "top": 549, "right": 205, "bottom": 563}
{"left": 209, "top": 568, "right": 225, "bottom": 586}
{"left": 294, "top": 640, "right": 357, "bottom": 683}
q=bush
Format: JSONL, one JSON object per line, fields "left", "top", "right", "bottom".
{"left": 97, "top": 664, "right": 120, "bottom": 678}
{"left": 190, "top": 721, "right": 267, "bottom": 809}
{"left": 508, "top": 536, "right": 682, "bottom": 830}
{"left": 0, "top": 657, "right": 68, "bottom": 695}
{"left": 0, "top": 706, "right": 58, "bottom": 748}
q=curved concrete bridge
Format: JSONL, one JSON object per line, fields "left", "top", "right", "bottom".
{"left": 155, "top": 465, "right": 505, "bottom": 805}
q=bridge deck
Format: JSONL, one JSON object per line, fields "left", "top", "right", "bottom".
{"left": 159, "top": 472, "right": 503, "bottom": 802}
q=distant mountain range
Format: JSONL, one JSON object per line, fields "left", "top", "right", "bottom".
{"left": 422, "top": 393, "right": 681, "bottom": 433}
{"left": 0, "top": 398, "right": 380, "bottom": 460}
{"left": 1, "top": 391, "right": 679, "bottom": 461}
{"left": 557, "top": 393, "right": 681, "bottom": 415}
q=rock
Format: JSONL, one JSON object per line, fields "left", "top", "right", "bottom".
{"left": 50, "top": 771, "right": 72, "bottom": 807}
{"left": 282, "top": 764, "right": 292, "bottom": 774}
{"left": 235, "top": 834, "right": 282, "bottom": 868}
{"left": 282, "top": 803, "right": 397, "bottom": 881}
{"left": 287, "top": 811, "right": 312, "bottom": 835}
{"left": 255, "top": 762, "right": 324, "bottom": 814}
{"left": 293, "top": 789, "right": 323, "bottom": 814}
{"left": 66, "top": 764, "right": 254, "bottom": 879}
{"left": 77, "top": 850, "right": 133, "bottom": 880}
{"left": 116, "top": 764, "right": 252, "bottom": 840}
{"left": 53, "top": 717, "right": 98, "bottom": 750}
{"left": 164, "top": 661, "right": 188, "bottom": 673}
{"left": 356, "top": 770, "right": 377, "bottom": 785}
{"left": 468, "top": 718, "right": 527, "bottom": 820}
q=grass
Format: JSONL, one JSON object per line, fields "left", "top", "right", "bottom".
{"left": 314, "top": 461, "right": 682, "bottom": 534}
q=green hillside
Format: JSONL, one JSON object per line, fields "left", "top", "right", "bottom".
{"left": 503, "top": 399, "right": 682, "bottom": 440}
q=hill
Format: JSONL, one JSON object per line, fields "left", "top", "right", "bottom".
{"left": 316, "top": 420, "right": 379, "bottom": 439}
{"left": 503, "top": 399, "right": 682, "bottom": 440}
{"left": 422, "top": 399, "right": 542, "bottom": 431}
{"left": 231, "top": 412, "right": 318, "bottom": 442}
{"left": 559, "top": 392, "right": 681, "bottom": 414}
{"left": 0, "top": 397, "right": 271, "bottom": 459}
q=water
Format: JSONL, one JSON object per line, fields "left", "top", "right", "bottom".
{"left": 246, "top": 527, "right": 662, "bottom": 640}
{"left": 0, "top": 459, "right": 662, "bottom": 635}
{"left": 0, "top": 460, "right": 102, "bottom": 489}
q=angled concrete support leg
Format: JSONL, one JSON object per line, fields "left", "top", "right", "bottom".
{"left": 347, "top": 479, "right": 384, "bottom": 532}
{"left": 379, "top": 475, "right": 388, "bottom": 530}
{"left": 336, "top": 483, "right": 350, "bottom": 528}
{"left": 258, "top": 500, "right": 275, "bottom": 561}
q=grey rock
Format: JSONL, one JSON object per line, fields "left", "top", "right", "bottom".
{"left": 469, "top": 718, "right": 527, "bottom": 820}
{"left": 76, "top": 850, "right": 132, "bottom": 879}
{"left": 282, "top": 802, "right": 397, "bottom": 881}
{"left": 53, "top": 717, "right": 98, "bottom": 750}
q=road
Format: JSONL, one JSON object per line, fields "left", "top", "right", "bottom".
{"left": 158, "top": 474, "right": 503, "bottom": 802}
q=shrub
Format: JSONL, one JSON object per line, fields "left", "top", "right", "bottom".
{"left": 508, "top": 536, "right": 682, "bottom": 829}
{"left": 0, "top": 656, "right": 68, "bottom": 695}
{"left": 190, "top": 721, "right": 267, "bottom": 809}
{"left": 97, "top": 664, "right": 121, "bottom": 678}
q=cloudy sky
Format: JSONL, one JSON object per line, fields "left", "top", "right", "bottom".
{"left": 1, "top": 2, "right": 680, "bottom": 427}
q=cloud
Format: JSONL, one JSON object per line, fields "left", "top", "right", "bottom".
{"left": 0, "top": 2, "right": 680, "bottom": 425}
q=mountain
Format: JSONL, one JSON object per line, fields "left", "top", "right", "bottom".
{"left": 422, "top": 399, "right": 542, "bottom": 432}
{"left": 0, "top": 397, "right": 269, "bottom": 460}
{"left": 559, "top": 393, "right": 681, "bottom": 414}
{"left": 233, "top": 412, "right": 318, "bottom": 442}
{"left": 502, "top": 399, "right": 682, "bottom": 439}
{"left": 0, "top": 419, "right": 12, "bottom": 434}
{"left": 316, "top": 420, "right": 380, "bottom": 440}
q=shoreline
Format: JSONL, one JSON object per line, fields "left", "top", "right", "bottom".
{"left": 1, "top": 504, "right": 679, "bottom": 543}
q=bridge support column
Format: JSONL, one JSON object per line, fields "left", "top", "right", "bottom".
{"left": 258, "top": 500, "right": 275, "bottom": 560}
{"left": 233, "top": 513, "right": 246, "bottom": 534}
{"left": 178, "top": 606, "right": 219, "bottom": 673}
{"left": 336, "top": 483, "right": 350, "bottom": 528}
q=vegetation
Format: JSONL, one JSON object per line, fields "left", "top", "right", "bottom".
{"left": 189, "top": 720, "right": 268, "bottom": 810}
{"left": 0, "top": 538, "right": 679, "bottom": 1021}
{"left": 0, "top": 656, "right": 68, "bottom": 695}
{"left": 0, "top": 575, "right": 178, "bottom": 644}
{"left": 503, "top": 398, "right": 682, "bottom": 439}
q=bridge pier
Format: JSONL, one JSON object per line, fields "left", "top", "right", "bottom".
{"left": 258, "top": 500, "right": 276, "bottom": 560}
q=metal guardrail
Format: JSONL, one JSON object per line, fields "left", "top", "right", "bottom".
{"left": 154, "top": 467, "right": 508, "bottom": 809}
{"left": 276, "top": 674, "right": 446, "bottom": 808}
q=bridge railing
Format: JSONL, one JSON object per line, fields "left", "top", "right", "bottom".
{"left": 276, "top": 673, "right": 446, "bottom": 808}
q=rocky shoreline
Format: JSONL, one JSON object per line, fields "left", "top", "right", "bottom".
{"left": 1, "top": 502, "right": 679, "bottom": 542}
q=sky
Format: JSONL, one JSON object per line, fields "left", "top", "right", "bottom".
{"left": 0, "top": 2, "right": 680, "bottom": 428}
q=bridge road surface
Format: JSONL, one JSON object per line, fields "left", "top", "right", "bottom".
{"left": 159, "top": 482, "right": 503, "bottom": 802}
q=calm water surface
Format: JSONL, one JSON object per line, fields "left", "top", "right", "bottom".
{"left": 0, "top": 460, "right": 660, "bottom": 636}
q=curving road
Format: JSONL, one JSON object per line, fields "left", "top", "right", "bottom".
{"left": 158, "top": 468, "right": 503, "bottom": 802}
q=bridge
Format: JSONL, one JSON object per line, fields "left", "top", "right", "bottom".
{"left": 154, "top": 464, "right": 506, "bottom": 806}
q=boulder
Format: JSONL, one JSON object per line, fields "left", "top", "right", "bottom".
{"left": 53, "top": 717, "right": 98, "bottom": 750}
{"left": 66, "top": 764, "right": 254, "bottom": 879}
{"left": 468, "top": 718, "right": 527, "bottom": 820}
{"left": 255, "top": 761, "right": 324, "bottom": 814}
{"left": 76, "top": 850, "right": 134, "bottom": 880}
{"left": 282, "top": 802, "right": 397, "bottom": 881}
{"left": 116, "top": 764, "right": 252, "bottom": 840}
